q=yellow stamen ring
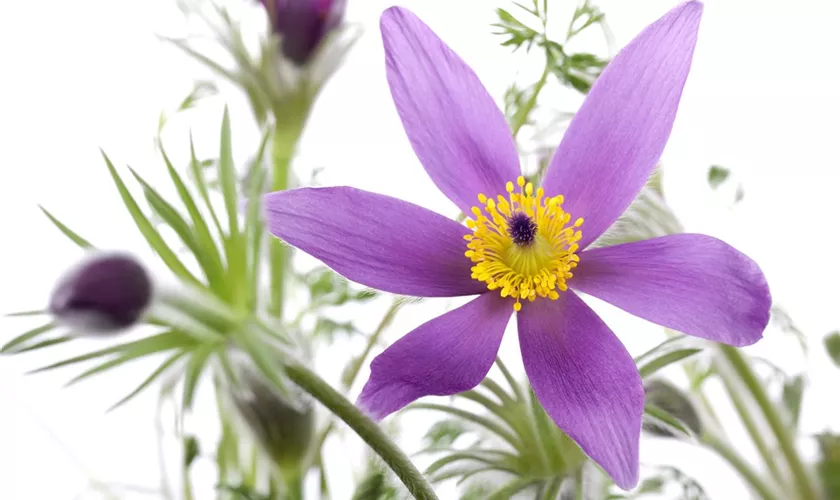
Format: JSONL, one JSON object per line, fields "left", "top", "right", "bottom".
{"left": 464, "top": 176, "right": 583, "bottom": 311}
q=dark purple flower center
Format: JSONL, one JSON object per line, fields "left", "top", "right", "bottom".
{"left": 507, "top": 212, "right": 538, "bottom": 247}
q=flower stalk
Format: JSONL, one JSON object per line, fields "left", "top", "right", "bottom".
{"left": 283, "top": 361, "right": 439, "bottom": 500}
{"left": 269, "top": 116, "right": 307, "bottom": 320}
{"left": 719, "top": 345, "right": 819, "bottom": 500}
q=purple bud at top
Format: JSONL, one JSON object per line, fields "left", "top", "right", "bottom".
{"left": 260, "top": 0, "right": 346, "bottom": 66}
{"left": 49, "top": 252, "right": 153, "bottom": 335}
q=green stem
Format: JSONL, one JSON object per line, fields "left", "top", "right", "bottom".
{"left": 510, "top": 63, "right": 551, "bottom": 139}
{"left": 716, "top": 358, "right": 785, "bottom": 483}
{"left": 720, "top": 346, "right": 818, "bottom": 500}
{"left": 702, "top": 433, "right": 783, "bottom": 500}
{"left": 268, "top": 123, "right": 298, "bottom": 320}
{"left": 284, "top": 362, "right": 438, "bottom": 500}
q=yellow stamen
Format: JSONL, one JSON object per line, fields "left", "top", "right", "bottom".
{"left": 465, "top": 179, "right": 584, "bottom": 311}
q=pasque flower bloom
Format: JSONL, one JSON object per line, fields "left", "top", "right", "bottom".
{"left": 263, "top": 2, "right": 771, "bottom": 488}
{"left": 260, "top": 0, "right": 346, "bottom": 66}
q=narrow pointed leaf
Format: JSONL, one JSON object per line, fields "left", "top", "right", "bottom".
{"left": 67, "top": 337, "right": 193, "bottom": 386}
{"left": 101, "top": 151, "right": 201, "bottom": 285}
{"left": 108, "top": 350, "right": 188, "bottom": 411}
{"left": 189, "top": 134, "right": 224, "bottom": 235}
{"left": 29, "top": 330, "right": 195, "bottom": 374}
{"left": 183, "top": 343, "right": 216, "bottom": 409}
{"left": 487, "top": 478, "right": 539, "bottom": 500}
{"left": 643, "top": 404, "right": 696, "bottom": 440}
{"left": 161, "top": 145, "right": 227, "bottom": 296}
{"left": 409, "top": 403, "right": 524, "bottom": 453}
{"left": 4, "top": 310, "right": 47, "bottom": 318}
{"left": 638, "top": 348, "right": 703, "bottom": 379}
{"left": 13, "top": 336, "right": 73, "bottom": 354}
{"left": 39, "top": 206, "right": 94, "bottom": 248}
{"left": 218, "top": 108, "right": 239, "bottom": 237}
{"left": 1, "top": 323, "right": 55, "bottom": 353}
{"left": 131, "top": 168, "right": 200, "bottom": 252}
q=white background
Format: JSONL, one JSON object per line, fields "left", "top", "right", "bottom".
{"left": 1, "top": 0, "right": 839, "bottom": 498}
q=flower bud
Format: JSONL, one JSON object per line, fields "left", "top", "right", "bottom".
{"left": 260, "top": 0, "right": 346, "bottom": 66}
{"left": 49, "top": 252, "right": 152, "bottom": 335}
{"left": 643, "top": 379, "right": 703, "bottom": 438}
{"left": 230, "top": 361, "right": 315, "bottom": 471}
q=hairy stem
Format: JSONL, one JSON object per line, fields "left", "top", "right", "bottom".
{"left": 284, "top": 362, "right": 438, "bottom": 500}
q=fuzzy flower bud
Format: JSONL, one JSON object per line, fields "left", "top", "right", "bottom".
{"left": 260, "top": 0, "right": 346, "bottom": 66}
{"left": 230, "top": 361, "right": 315, "bottom": 471}
{"left": 48, "top": 252, "right": 152, "bottom": 335}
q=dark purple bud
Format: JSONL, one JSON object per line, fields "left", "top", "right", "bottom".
{"left": 49, "top": 252, "right": 153, "bottom": 335}
{"left": 260, "top": 0, "right": 346, "bottom": 66}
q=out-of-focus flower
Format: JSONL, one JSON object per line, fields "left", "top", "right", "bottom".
{"left": 262, "top": 2, "right": 771, "bottom": 488}
{"left": 230, "top": 360, "right": 315, "bottom": 471}
{"left": 260, "top": 0, "right": 346, "bottom": 66}
{"left": 49, "top": 252, "right": 152, "bottom": 335}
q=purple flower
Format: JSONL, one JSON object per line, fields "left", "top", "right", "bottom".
{"left": 263, "top": 2, "right": 771, "bottom": 488}
{"left": 49, "top": 252, "right": 153, "bottom": 335}
{"left": 260, "top": 0, "right": 346, "bottom": 66}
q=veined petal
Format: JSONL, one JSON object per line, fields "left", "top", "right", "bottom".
{"left": 381, "top": 7, "right": 521, "bottom": 215}
{"left": 358, "top": 292, "right": 512, "bottom": 419}
{"left": 518, "top": 292, "right": 644, "bottom": 489}
{"left": 572, "top": 234, "right": 771, "bottom": 346}
{"left": 263, "top": 187, "right": 486, "bottom": 297}
{"left": 541, "top": 2, "right": 703, "bottom": 249}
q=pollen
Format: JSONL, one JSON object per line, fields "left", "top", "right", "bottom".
{"left": 464, "top": 176, "right": 583, "bottom": 311}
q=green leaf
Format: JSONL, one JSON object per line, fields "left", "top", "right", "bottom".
{"left": 708, "top": 165, "right": 730, "bottom": 189}
{"left": 178, "top": 81, "right": 218, "bottom": 112}
{"left": 183, "top": 344, "right": 216, "bottom": 409}
{"left": 1, "top": 323, "right": 56, "bottom": 353}
{"left": 29, "top": 330, "right": 195, "bottom": 374}
{"left": 188, "top": 134, "right": 224, "bottom": 235}
{"left": 12, "top": 336, "right": 73, "bottom": 354}
{"left": 39, "top": 206, "right": 94, "bottom": 248}
{"left": 218, "top": 109, "right": 247, "bottom": 308}
{"left": 218, "top": 108, "right": 239, "bottom": 238}
{"left": 825, "top": 331, "right": 840, "bottom": 368}
{"left": 486, "top": 478, "right": 538, "bottom": 500}
{"left": 638, "top": 348, "right": 703, "bottom": 379}
{"left": 160, "top": 145, "right": 227, "bottom": 297}
{"left": 101, "top": 151, "right": 201, "bottom": 285}
{"left": 4, "top": 310, "right": 47, "bottom": 318}
{"left": 409, "top": 403, "right": 523, "bottom": 453}
{"left": 108, "top": 350, "right": 187, "bottom": 411}
{"left": 782, "top": 374, "right": 805, "bottom": 428}
{"left": 423, "top": 420, "right": 468, "bottom": 448}
{"left": 130, "top": 167, "right": 200, "bottom": 252}
{"left": 244, "top": 155, "right": 267, "bottom": 310}
{"left": 163, "top": 37, "right": 240, "bottom": 85}
{"left": 184, "top": 434, "right": 201, "bottom": 468}
{"left": 67, "top": 338, "right": 193, "bottom": 387}
{"left": 425, "top": 451, "right": 516, "bottom": 477}
{"left": 644, "top": 404, "right": 696, "bottom": 440}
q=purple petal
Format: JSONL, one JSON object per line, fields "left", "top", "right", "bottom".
{"left": 518, "top": 292, "right": 643, "bottom": 489}
{"left": 381, "top": 7, "right": 521, "bottom": 215}
{"left": 541, "top": 2, "right": 703, "bottom": 249}
{"left": 358, "top": 292, "right": 512, "bottom": 419}
{"left": 572, "top": 234, "right": 771, "bottom": 346}
{"left": 263, "top": 187, "right": 485, "bottom": 297}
